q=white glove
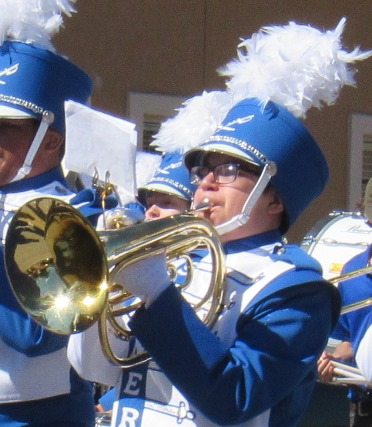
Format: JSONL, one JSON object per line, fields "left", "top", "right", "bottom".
{"left": 113, "top": 249, "right": 171, "bottom": 306}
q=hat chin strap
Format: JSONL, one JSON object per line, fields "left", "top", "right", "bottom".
{"left": 10, "top": 111, "right": 55, "bottom": 183}
{"left": 215, "top": 161, "right": 277, "bottom": 236}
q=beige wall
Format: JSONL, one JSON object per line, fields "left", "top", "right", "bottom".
{"left": 54, "top": 1, "right": 372, "bottom": 243}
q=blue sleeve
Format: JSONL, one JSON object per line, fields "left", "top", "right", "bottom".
{"left": 331, "top": 320, "right": 350, "bottom": 342}
{"left": 70, "top": 188, "right": 119, "bottom": 227}
{"left": 0, "top": 188, "right": 119, "bottom": 358}
{"left": 331, "top": 249, "right": 370, "bottom": 343}
{"left": 0, "top": 247, "right": 67, "bottom": 357}
{"left": 130, "top": 279, "right": 336, "bottom": 425}
{"left": 99, "top": 387, "right": 116, "bottom": 411}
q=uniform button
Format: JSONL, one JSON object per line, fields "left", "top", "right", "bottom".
{"left": 55, "top": 186, "right": 67, "bottom": 194}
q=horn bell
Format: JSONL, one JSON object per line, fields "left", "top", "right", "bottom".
{"left": 5, "top": 197, "right": 108, "bottom": 334}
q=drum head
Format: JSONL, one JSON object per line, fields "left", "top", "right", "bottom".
{"left": 301, "top": 211, "right": 372, "bottom": 279}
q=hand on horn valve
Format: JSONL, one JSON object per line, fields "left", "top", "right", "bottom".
{"left": 114, "top": 249, "right": 172, "bottom": 307}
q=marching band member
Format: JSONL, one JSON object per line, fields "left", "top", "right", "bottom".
{"left": 319, "top": 178, "right": 372, "bottom": 426}
{"left": 96, "top": 147, "right": 197, "bottom": 231}
{"left": 138, "top": 150, "right": 197, "bottom": 220}
{"left": 68, "top": 19, "right": 370, "bottom": 426}
{"left": 95, "top": 147, "right": 196, "bottom": 413}
{"left": 356, "top": 176, "right": 372, "bottom": 385}
{"left": 0, "top": 1, "right": 102, "bottom": 425}
{"left": 95, "top": 133, "right": 199, "bottom": 415}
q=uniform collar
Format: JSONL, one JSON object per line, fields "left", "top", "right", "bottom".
{"left": 0, "top": 167, "right": 67, "bottom": 194}
{"left": 223, "top": 229, "right": 283, "bottom": 254}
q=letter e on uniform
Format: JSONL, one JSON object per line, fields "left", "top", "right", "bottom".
{"left": 123, "top": 372, "right": 143, "bottom": 396}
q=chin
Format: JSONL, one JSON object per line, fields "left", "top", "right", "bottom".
{"left": 207, "top": 212, "right": 222, "bottom": 227}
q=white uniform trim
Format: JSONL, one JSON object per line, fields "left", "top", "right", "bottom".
{"left": 0, "top": 347, "right": 70, "bottom": 402}
{"left": 0, "top": 181, "right": 75, "bottom": 402}
{"left": 356, "top": 324, "right": 372, "bottom": 382}
{"left": 69, "top": 243, "right": 297, "bottom": 426}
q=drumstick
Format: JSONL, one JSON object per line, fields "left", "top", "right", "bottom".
{"left": 331, "top": 361, "right": 363, "bottom": 375}
{"left": 331, "top": 361, "right": 372, "bottom": 387}
{"left": 333, "top": 367, "right": 365, "bottom": 380}
{"left": 332, "top": 377, "right": 372, "bottom": 386}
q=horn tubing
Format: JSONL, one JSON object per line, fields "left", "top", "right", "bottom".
{"left": 4, "top": 197, "right": 226, "bottom": 368}
{"left": 340, "top": 298, "right": 372, "bottom": 315}
{"left": 330, "top": 265, "right": 372, "bottom": 285}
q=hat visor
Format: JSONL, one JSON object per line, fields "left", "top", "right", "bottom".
{"left": 184, "top": 143, "right": 261, "bottom": 171}
{"left": 139, "top": 184, "right": 189, "bottom": 201}
{"left": 0, "top": 105, "right": 35, "bottom": 119}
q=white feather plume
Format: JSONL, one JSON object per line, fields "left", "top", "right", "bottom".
{"left": 135, "top": 151, "right": 162, "bottom": 189}
{"left": 220, "top": 17, "right": 372, "bottom": 118}
{"left": 0, "top": 0, "right": 77, "bottom": 51}
{"left": 151, "top": 90, "right": 233, "bottom": 153}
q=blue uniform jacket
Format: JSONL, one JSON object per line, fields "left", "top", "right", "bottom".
{"left": 0, "top": 167, "right": 116, "bottom": 426}
{"left": 129, "top": 231, "right": 340, "bottom": 426}
{"left": 331, "top": 246, "right": 372, "bottom": 402}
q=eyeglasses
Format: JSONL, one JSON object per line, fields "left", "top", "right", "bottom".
{"left": 190, "top": 163, "right": 258, "bottom": 185}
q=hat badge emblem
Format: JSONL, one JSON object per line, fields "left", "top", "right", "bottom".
{"left": 0, "top": 64, "right": 19, "bottom": 85}
{"left": 216, "top": 114, "right": 254, "bottom": 132}
{"left": 158, "top": 161, "right": 183, "bottom": 175}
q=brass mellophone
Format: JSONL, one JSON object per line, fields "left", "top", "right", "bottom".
{"left": 4, "top": 197, "right": 226, "bottom": 368}
{"left": 6, "top": 196, "right": 372, "bottom": 373}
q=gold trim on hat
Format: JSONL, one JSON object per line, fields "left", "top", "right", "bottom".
{"left": 0, "top": 93, "right": 45, "bottom": 115}
{"left": 205, "top": 135, "right": 268, "bottom": 164}
{"left": 147, "top": 177, "right": 194, "bottom": 198}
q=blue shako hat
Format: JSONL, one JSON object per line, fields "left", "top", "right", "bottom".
{"left": 138, "top": 150, "right": 197, "bottom": 206}
{"left": 183, "top": 19, "right": 371, "bottom": 235}
{"left": 0, "top": 40, "right": 92, "bottom": 134}
{"left": 184, "top": 97, "right": 329, "bottom": 230}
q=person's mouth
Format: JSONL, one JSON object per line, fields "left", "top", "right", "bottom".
{"left": 193, "top": 198, "right": 218, "bottom": 219}
{"left": 194, "top": 198, "right": 213, "bottom": 212}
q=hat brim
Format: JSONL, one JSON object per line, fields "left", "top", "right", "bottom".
{"left": 0, "top": 105, "right": 34, "bottom": 119}
{"left": 184, "top": 144, "right": 261, "bottom": 172}
{"left": 138, "top": 184, "right": 189, "bottom": 205}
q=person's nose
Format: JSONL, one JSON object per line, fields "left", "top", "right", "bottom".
{"left": 145, "top": 204, "right": 161, "bottom": 221}
{"left": 199, "top": 171, "right": 218, "bottom": 191}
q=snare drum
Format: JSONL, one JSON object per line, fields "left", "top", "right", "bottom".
{"left": 301, "top": 211, "right": 372, "bottom": 279}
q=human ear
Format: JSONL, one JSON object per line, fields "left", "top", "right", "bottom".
{"left": 43, "top": 129, "right": 64, "bottom": 153}
{"left": 267, "top": 191, "right": 284, "bottom": 215}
